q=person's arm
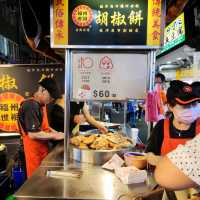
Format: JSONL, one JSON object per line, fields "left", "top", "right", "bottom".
{"left": 20, "top": 100, "right": 64, "bottom": 140}
{"left": 28, "top": 130, "right": 64, "bottom": 140}
{"left": 155, "top": 135, "right": 200, "bottom": 190}
{"left": 82, "top": 103, "right": 108, "bottom": 133}
{"left": 154, "top": 156, "right": 197, "bottom": 190}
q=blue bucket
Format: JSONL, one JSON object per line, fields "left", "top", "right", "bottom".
{"left": 12, "top": 167, "right": 25, "bottom": 190}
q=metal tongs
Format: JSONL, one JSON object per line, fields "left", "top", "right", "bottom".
{"left": 46, "top": 169, "right": 82, "bottom": 178}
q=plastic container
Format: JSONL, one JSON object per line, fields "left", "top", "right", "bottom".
{"left": 124, "top": 152, "right": 147, "bottom": 169}
{"left": 130, "top": 128, "right": 139, "bottom": 144}
{"left": 12, "top": 167, "right": 25, "bottom": 190}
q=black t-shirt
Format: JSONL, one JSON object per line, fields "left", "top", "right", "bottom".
{"left": 50, "top": 101, "right": 84, "bottom": 132}
{"left": 145, "top": 117, "right": 196, "bottom": 155}
{"left": 49, "top": 104, "right": 64, "bottom": 132}
{"left": 18, "top": 99, "right": 43, "bottom": 133}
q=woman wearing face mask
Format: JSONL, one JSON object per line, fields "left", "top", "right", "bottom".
{"left": 145, "top": 80, "right": 200, "bottom": 166}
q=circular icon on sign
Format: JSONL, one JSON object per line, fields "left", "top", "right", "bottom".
{"left": 72, "top": 5, "right": 93, "bottom": 27}
{"left": 99, "top": 56, "right": 113, "bottom": 70}
{"left": 79, "top": 57, "right": 93, "bottom": 69}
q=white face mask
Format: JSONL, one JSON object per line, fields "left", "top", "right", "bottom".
{"left": 173, "top": 104, "right": 200, "bottom": 124}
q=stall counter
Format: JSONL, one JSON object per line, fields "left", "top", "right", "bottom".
{"left": 14, "top": 142, "right": 161, "bottom": 200}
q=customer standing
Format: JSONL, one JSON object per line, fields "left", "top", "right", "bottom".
{"left": 18, "top": 77, "right": 64, "bottom": 177}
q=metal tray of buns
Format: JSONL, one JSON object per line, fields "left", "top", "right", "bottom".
{"left": 70, "top": 130, "right": 135, "bottom": 165}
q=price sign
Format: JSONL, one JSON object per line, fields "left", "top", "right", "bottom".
{"left": 72, "top": 52, "right": 148, "bottom": 100}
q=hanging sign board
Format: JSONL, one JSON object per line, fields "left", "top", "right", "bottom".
{"left": 157, "top": 12, "right": 185, "bottom": 56}
{"left": 0, "top": 64, "right": 64, "bottom": 133}
{"left": 72, "top": 52, "right": 148, "bottom": 100}
{"left": 51, "top": 0, "right": 164, "bottom": 48}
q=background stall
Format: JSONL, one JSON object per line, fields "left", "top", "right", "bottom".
{"left": 0, "top": 64, "right": 64, "bottom": 198}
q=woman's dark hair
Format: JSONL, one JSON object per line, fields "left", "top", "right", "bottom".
{"left": 155, "top": 73, "right": 166, "bottom": 83}
{"left": 191, "top": 81, "right": 200, "bottom": 97}
{"left": 167, "top": 80, "right": 200, "bottom": 107}
{"left": 166, "top": 80, "right": 182, "bottom": 107}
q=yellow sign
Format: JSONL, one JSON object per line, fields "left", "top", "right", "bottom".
{"left": 0, "top": 74, "right": 18, "bottom": 91}
{"left": 176, "top": 68, "right": 200, "bottom": 80}
{"left": 147, "top": 0, "right": 162, "bottom": 46}
{"left": 0, "top": 92, "right": 24, "bottom": 132}
{"left": 52, "top": 0, "right": 68, "bottom": 46}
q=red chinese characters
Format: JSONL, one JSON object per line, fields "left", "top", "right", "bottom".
{"left": 54, "top": 0, "right": 65, "bottom": 41}
{"left": 151, "top": 0, "right": 161, "bottom": 42}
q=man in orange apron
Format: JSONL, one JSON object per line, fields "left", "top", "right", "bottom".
{"left": 146, "top": 80, "right": 200, "bottom": 165}
{"left": 18, "top": 77, "right": 64, "bottom": 177}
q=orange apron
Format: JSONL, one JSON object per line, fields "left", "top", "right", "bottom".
{"left": 161, "top": 118, "right": 200, "bottom": 156}
{"left": 19, "top": 102, "right": 49, "bottom": 177}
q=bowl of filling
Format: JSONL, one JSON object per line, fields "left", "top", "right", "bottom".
{"left": 124, "top": 152, "right": 147, "bottom": 169}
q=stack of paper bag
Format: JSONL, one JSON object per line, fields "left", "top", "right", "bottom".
{"left": 102, "top": 154, "right": 124, "bottom": 170}
{"left": 115, "top": 166, "right": 147, "bottom": 184}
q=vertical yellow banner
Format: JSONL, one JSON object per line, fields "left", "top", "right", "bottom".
{"left": 52, "top": 0, "right": 68, "bottom": 46}
{"left": 147, "top": 0, "right": 162, "bottom": 46}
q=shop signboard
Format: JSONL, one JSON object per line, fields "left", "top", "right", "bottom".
{"left": 72, "top": 52, "right": 148, "bottom": 100}
{"left": 176, "top": 68, "right": 200, "bottom": 81}
{"left": 157, "top": 12, "right": 185, "bottom": 56}
{"left": 51, "top": 0, "right": 164, "bottom": 48}
{"left": 0, "top": 64, "right": 64, "bottom": 133}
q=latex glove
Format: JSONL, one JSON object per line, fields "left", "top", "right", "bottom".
{"left": 146, "top": 152, "right": 162, "bottom": 166}
{"left": 72, "top": 124, "right": 80, "bottom": 136}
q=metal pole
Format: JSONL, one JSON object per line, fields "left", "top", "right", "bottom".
{"left": 124, "top": 101, "right": 127, "bottom": 133}
{"left": 64, "top": 49, "right": 71, "bottom": 169}
{"left": 147, "top": 50, "right": 156, "bottom": 139}
{"left": 149, "top": 50, "right": 156, "bottom": 91}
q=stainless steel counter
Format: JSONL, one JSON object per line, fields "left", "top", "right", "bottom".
{"left": 14, "top": 142, "right": 158, "bottom": 200}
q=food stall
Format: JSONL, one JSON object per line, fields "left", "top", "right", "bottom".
{"left": 15, "top": 0, "right": 165, "bottom": 199}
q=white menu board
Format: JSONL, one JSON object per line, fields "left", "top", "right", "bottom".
{"left": 72, "top": 52, "right": 148, "bottom": 100}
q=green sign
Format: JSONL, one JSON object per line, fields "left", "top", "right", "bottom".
{"left": 157, "top": 12, "right": 185, "bottom": 56}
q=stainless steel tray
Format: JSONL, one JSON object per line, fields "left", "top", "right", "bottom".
{"left": 70, "top": 145, "right": 133, "bottom": 165}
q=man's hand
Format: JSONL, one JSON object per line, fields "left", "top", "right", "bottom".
{"left": 53, "top": 132, "right": 65, "bottom": 140}
{"left": 98, "top": 126, "right": 108, "bottom": 134}
{"left": 74, "top": 114, "right": 86, "bottom": 124}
